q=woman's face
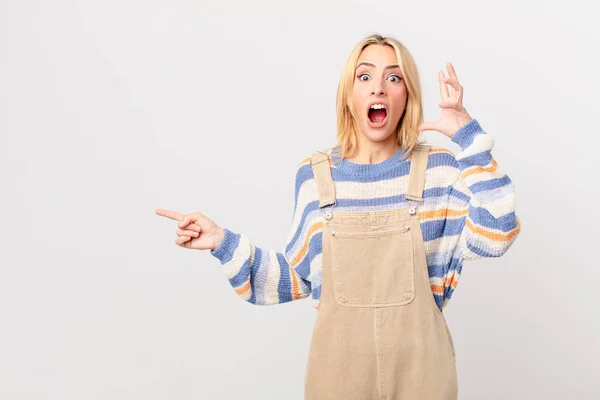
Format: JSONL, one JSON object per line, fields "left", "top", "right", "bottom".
{"left": 352, "top": 44, "right": 407, "bottom": 146}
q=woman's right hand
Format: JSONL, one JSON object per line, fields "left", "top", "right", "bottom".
{"left": 155, "top": 209, "right": 225, "bottom": 251}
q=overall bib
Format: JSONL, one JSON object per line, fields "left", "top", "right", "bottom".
{"left": 304, "top": 145, "right": 458, "bottom": 400}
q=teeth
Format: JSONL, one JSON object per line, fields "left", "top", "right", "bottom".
{"left": 370, "top": 104, "right": 386, "bottom": 110}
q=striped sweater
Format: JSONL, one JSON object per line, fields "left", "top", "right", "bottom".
{"left": 210, "top": 119, "right": 521, "bottom": 311}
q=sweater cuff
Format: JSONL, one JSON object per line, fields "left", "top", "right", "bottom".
{"left": 210, "top": 228, "right": 238, "bottom": 263}
{"left": 450, "top": 119, "right": 484, "bottom": 150}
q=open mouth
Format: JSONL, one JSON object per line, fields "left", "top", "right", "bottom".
{"left": 368, "top": 104, "right": 387, "bottom": 127}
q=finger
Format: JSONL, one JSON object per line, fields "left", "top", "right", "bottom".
{"left": 176, "top": 236, "right": 191, "bottom": 246}
{"left": 457, "top": 85, "right": 464, "bottom": 104}
{"left": 438, "top": 71, "right": 450, "bottom": 100}
{"left": 446, "top": 62, "right": 460, "bottom": 84}
{"left": 178, "top": 214, "right": 194, "bottom": 229}
{"left": 155, "top": 209, "right": 184, "bottom": 221}
{"left": 446, "top": 63, "right": 464, "bottom": 103}
{"left": 179, "top": 213, "right": 204, "bottom": 230}
{"left": 439, "top": 102, "right": 461, "bottom": 110}
{"left": 177, "top": 228, "right": 199, "bottom": 237}
{"left": 418, "top": 121, "right": 438, "bottom": 132}
{"left": 441, "top": 76, "right": 462, "bottom": 99}
{"left": 188, "top": 223, "right": 202, "bottom": 232}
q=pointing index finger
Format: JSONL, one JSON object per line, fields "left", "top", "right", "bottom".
{"left": 155, "top": 208, "right": 184, "bottom": 221}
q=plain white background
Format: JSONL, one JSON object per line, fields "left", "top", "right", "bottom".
{"left": 1, "top": 0, "right": 599, "bottom": 399}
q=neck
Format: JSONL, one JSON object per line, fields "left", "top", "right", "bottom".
{"left": 347, "top": 135, "right": 399, "bottom": 165}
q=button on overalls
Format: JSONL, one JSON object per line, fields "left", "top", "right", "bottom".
{"left": 304, "top": 145, "right": 458, "bottom": 400}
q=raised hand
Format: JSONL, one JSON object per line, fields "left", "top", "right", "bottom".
{"left": 155, "top": 209, "right": 225, "bottom": 251}
{"left": 418, "top": 62, "right": 473, "bottom": 138}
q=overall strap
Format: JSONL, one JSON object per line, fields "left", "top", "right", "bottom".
{"left": 310, "top": 151, "right": 336, "bottom": 208}
{"left": 405, "top": 145, "right": 431, "bottom": 202}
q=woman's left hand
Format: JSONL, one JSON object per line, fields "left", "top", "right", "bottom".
{"left": 418, "top": 62, "right": 473, "bottom": 139}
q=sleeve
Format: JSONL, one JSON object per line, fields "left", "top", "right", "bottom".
{"left": 448, "top": 119, "right": 522, "bottom": 261}
{"left": 209, "top": 164, "right": 312, "bottom": 305}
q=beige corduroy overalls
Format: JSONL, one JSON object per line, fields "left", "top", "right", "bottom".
{"left": 304, "top": 145, "right": 458, "bottom": 400}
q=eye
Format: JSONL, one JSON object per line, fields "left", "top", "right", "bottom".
{"left": 356, "top": 73, "right": 403, "bottom": 82}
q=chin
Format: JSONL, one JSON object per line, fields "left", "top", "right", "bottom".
{"left": 362, "top": 129, "right": 394, "bottom": 143}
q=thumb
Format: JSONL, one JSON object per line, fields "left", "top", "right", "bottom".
{"left": 418, "top": 121, "right": 437, "bottom": 133}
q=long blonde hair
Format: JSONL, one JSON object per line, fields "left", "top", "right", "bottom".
{"left": 326, "top": 34, "right": 426, "bottom": 165}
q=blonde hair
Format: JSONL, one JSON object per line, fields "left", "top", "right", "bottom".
{"left": 326, "top": 34, "right": 426, "bottom": 165}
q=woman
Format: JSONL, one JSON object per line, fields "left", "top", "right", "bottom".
{"left": 156, "top": 34, "right": 521, "bottom": 399}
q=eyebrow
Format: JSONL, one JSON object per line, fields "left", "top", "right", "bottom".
{"left": 356, "top": 62, "right": 400, "bottom": 70}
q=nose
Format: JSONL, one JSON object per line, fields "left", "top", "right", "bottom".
{"left": 370, "top": 77, "right": 386, "bottom": 96}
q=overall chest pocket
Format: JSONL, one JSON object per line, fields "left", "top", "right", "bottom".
{"left": 330, "top": 226, "right": 415, "bottom": 307}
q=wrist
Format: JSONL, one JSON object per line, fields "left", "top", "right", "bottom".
{"left": 450, "top": 119, "right": 483, "bottom": 150}
{"left": 212, "top": 227, "right": 225, "bottom": 251}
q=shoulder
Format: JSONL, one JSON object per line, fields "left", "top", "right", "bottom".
{"left": 291, "top": 153, "right": 318, "bottom": 192}
{"left": 295, "top": 154, "right": 314, "bottom": 178}
{"left": 294, "top": 148, "right": 337, "bottom": 180}
{"left": 297, "top": 147, "right": 337, "bottom": 166}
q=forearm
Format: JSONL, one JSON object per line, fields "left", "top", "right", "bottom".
{"left": 211, "top": 228, "right": 311, "bottom": 305}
